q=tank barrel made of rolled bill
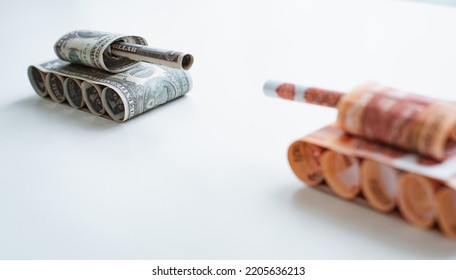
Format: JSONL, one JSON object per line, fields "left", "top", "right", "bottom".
{"left": 110, "top": 42, "right": 194, "bottom": 70}
{"left": 264, "top": 80, "right": 456, "bottom": 161}
{"left": 263, "top": 80, "right": 344, "bottom": 108}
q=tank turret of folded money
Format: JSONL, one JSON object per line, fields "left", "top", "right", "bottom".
{"left": 28, "top": 30, "right": 193, "bottom": 122}
{"left": 264, "top": 80, "right": 456, "bottom": 239}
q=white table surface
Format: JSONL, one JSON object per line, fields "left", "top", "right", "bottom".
{"left": 1, "top": 0, "right": 456, "bottom": 259}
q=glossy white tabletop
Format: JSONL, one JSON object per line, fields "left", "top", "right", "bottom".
{"left": 1, "top": 0, "right": 456, "bottom": 259}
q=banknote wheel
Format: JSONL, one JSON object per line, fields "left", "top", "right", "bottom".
{"left": 321, "top": 150, "right": 361, "bottom": 200}
{"left": 64, "top": 78, "right": 84, "bottom": 108}
{"left": 398, "top": 174, "right": 440, "bottom": 228}
{"left": 287, "top": 141, "right": 325, "bottom": 186}
{"left": 81, "top": 82, "right": 105, "bottom": 116}
{"left": 45, "top": 73, "right": 66, "bottom": 103}
{"left": 102, "top": 88, "right": 125, "bottom": 121}
{"left": 361, "top": 160, "right": 398, "bottom": 212}
{"left": 28, "top": 66, "right": 47, "bottom": 97}
{"left": 436, "top": 188, "right": 456, "bottom": 239}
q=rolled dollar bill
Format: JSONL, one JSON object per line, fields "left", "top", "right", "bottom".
{"left": 81, "top": 82, "right": 105, "bottom": 116}
{"left": 54, "top": 30, "right": 147, "bottom": 73}
{"left": 28, "top": 59, "right": 192, "bottom": 122}
{"left": 436, "top": 187, "right": 456, "bottom": 239}
{"left": 64, "top": 78, "right": 85, "bottom": 108}
{"left": 46, "top": 73, "right": 66, "bottom": 103}
{"left": 398, "top": 173, "right": 440, "bottom": 228}
{"left": 54, "top": 30, "right": 193, "bottom": 72}
{"left": 264, "top": 80, "right": 456, "bottom": 160}
{"left": 110, "top": 42, "right": 193, "bottom": 70}
{"left": 28, "top": 67, "right": 47, "bottom": 97}
{"left": 361, "top": 160, "right": 399, "bottom": 212}
{"left": 321, "top": 150, "right": 361, "bottom": 199}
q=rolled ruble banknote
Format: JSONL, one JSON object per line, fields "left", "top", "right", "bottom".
{"left": 436, "top": 187, "right": 456, "bottom": 239}
{"left": 264, "top": 80, "right": 343, "bottom": 108}
{"left": 360, "top": 160, "right": 399, "bottom": 212}
{"left": 338, "top": 82, "right": 456, "bottom": 161}
{"left": 398, "top": 173, "right": 441, "bottom": 228}
{"left": 321, "top": 150, "right": 361, "bottom": 200}
{"left": 288, "top": 141, "right": 325, "bottom": 187}
{"left": 28, "top": 59, "right": 192, "bottom": 122}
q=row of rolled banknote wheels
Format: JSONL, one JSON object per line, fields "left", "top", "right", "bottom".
{"left": 29, "top": 66, "right": 121, "bottom": 120}
{"left": 289, "top": 140, "right": 456, "bottom": 239}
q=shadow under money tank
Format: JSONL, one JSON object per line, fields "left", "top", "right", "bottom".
{"left": 28, "top": 30, "right": 194, "bottom": 122}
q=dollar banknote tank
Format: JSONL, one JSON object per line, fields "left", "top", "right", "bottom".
{"left": 28, "top": 30, "right": 193, "bottom": 122}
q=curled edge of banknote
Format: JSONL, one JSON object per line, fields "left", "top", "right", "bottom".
{"left": 54, "top": 30, "right": 148, "bottom": 73}
{"left": 28, "top": 59, "right": 192, "bottom": 122}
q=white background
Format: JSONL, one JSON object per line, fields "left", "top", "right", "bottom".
{"left": 1, "top": 0, "right": 456, "bottom": 259}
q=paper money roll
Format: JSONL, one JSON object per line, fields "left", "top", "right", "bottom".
{"left": 54, "top": 30, "right": 193, "bottom": 72}
{"left": 288, "top": 141, "right": 325, "bottom": 186}
{"left": 109, "top": 42, "right": 194, "bottom": 71}
{"left": 361, "top": 160, "right": 399, "bottom": 212}
{"left": 398, "top": 173, "right": 440, "bottom": 228}
{"left": 27, "top": 67, "right": 47, "bottom": 97}
{"left": 46, "top": 73, "right": 66, "bottom": 103}
{"left": 263, "top": 80, "right": 343, "bottom": 108}
{"left": 81, "top": 82, "right": 105, "bottom": 116}
{"left": 28, "top": 59, "right": 192, "bottom": 122}
{"left": 436, "top": 187, "right": 456, "bottom": 239}
{"left": 321, "top": 150, "right": 361, "bottom": 199}
{"left": 338, "top": 82, "right": 456, "bottom": 161}
{"left": 54, "top": 30, "right": 147, "bottom": 73}
{"left": 64, "top": 78, "right": 85, "bottom": 108}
